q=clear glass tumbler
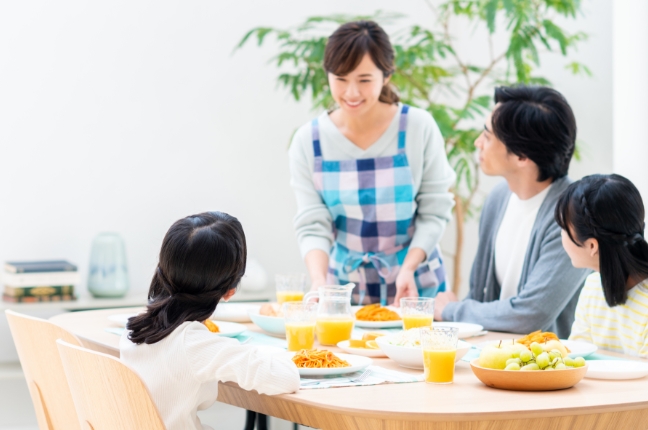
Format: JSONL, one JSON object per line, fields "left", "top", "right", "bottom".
{"left": 400, "top": 297, "right": 435, "bottom": 330}
{"left": 420, "top": 326, "right": 459, "bottom": 384}
{"left": 282, "top": 301, "right": 318, "bottom": 351}
{"left": 275, "top": 273, "right": 306, "bottom": 304}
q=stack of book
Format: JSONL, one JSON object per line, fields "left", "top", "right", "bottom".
{"left": 2, "top": 260, "right": 80, "bottom": 303}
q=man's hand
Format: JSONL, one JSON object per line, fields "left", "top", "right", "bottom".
{"left": 393, "top": 268, "right": 419, "bottom": 306}
{"left": 434, "top": 291, "right": 458, "bottom": 321}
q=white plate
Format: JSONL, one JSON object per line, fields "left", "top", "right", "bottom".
{"left": 352, "top": 305, "right": 403, "bottom": 328}
{"left": 375, "top": 336, "right": 472, "bottom": 369}
{"left": 433, "top": 322, "right": 484, "bottom": 339}
{"left": 585, "top": 360, "right": 648, "bottom": 380}
{"left": 107, "top": 313, "right": 138, "bottom": 326}
{"left": 337, "top": 340, "right": 388, "bottom": 358}
{"left": 212, "top": 303, "right": 261, "bottom": 323}
{"left": 560, "top": 340, "right": 598, "bottom": 358}
{"left": 107, "top": 313, "right": 245, "bottom": 338}
{"left": 475, "top": 339, "right": 598, "bottom": 358}
{"left": 288, "top": 352, "right": 372, "bottom": 376}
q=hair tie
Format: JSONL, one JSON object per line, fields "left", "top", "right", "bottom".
{"left": 627, "top": 232, "right": 645, "bottom": 246}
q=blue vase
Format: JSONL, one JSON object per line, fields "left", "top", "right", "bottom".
{"left": 88, "top": 232, "right": 129, "bottom": 298}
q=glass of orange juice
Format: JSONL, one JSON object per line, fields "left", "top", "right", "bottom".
{"left": 275, "top": 273, "right": 306, "bottom": 304}
{"left": 420, "top": 326, "right": 459, "bottom": 384}
{"left": 282, "top": 301, "right": 317, "bottom": 351}
{"left": 400, "top": 297, "right": 434, "bottom": 330}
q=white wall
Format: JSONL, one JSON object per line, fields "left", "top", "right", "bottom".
{"left": 612, "top": 0, "right": 648, "bottom": 212}
{"left": 0, "top": 0, "right": 612, "bottom": 304}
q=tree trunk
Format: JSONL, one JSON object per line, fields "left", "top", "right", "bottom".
{"left": 452, "top": 194, "right": 465, "bottom": 295}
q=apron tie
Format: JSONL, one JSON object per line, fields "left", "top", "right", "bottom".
{"left": 343, "top": 253, "right": 393, "bottom": 305}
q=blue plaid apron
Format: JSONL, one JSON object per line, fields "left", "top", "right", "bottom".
{"left": 312, "top": 105, "right": 446, "bottom": 305}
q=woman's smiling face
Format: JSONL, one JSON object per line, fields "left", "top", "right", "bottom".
{"left": 328, "top": 53, "right": 388, "bottom": 116}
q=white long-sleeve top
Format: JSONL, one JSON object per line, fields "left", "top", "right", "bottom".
{"left": 288, "top": 103, "right": 456, "bottom": 259}
{"left": 120, "top": 321, "right": 300, "bottom": 430}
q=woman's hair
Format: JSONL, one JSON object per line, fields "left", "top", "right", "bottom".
{"left": 127, "top": 211, "right": 247, "bottom": 344}
{"left": 492, "top": 85, "right": 577, "bottom": 182}
{"left": 555, "top": 174, "right": 648, "bottom": 307}
{"left": 324, "top": 20, "right": 399, "bottom": 104}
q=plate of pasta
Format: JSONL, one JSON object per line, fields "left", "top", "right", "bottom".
{"left": 353, "top": 304, "right": 402, "bottom": 328}
{"left": 289, "top": 349, "right": 373, "bottom": 376}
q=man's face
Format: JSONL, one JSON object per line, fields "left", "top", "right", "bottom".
{"left": 474, "top": 107, "right": 521, "bottom": 177}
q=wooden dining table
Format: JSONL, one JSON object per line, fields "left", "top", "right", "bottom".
{"left": 49, "top": 307, "right": 648, "bottom": 430}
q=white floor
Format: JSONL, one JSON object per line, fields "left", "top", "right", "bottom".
{"left": 0, "top": 367, "right": 307, "bottom": 430}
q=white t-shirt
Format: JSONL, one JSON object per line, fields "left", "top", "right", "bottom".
{"left": 120, "top": 321, "right": 300, "bottom": 430}
{"left": 495, "top": 185, "right": 551, "bottom": 300}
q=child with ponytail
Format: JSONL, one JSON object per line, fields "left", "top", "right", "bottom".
{"left": 555, "top": 174, "right": 648, "bottom": 357}
{"left": 120, "top": 212, "right": 299, "bottom": 430}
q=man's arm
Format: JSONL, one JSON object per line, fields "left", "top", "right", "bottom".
{"left": 441, "top": 226, "right": 590, "bottom": 333}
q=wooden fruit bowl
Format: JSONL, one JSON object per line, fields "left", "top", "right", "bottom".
{"left": 470, "top": 358, "right": 588, "bottom": 391}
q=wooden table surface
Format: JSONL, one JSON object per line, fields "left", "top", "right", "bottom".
{"left": 50, "top": 307, "right": 648, "bottom": 430}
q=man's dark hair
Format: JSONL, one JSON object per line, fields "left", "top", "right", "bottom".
{"left": 492, "top": 86, "right": 577, "bottom": 182}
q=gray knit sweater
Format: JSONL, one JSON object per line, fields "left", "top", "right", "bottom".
{"left": 441, "top": 177, "right": 591, "bottom": 338}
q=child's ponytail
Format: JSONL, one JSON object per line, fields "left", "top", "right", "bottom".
{"left": 127, "top": 212, "right": 247, "bottom": 344}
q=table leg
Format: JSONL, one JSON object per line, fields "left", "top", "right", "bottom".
{"left": 244, "top": 410, "right": 256, "bottom": 430}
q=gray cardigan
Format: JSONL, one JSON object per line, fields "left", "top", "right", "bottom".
{"left": 442, "top": 177, "right": 591, "bottom": 338}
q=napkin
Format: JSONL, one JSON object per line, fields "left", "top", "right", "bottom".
{"left": 299, "top": 365, "right": 424, "bottom": 390}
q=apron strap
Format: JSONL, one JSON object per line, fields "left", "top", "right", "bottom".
{"left": 311, "top": 118, "right": 322, "bottom": 158}
{"left": 398, "top": 105, "right": 410, "bottom": 153}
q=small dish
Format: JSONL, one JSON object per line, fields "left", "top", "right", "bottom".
{"left": 248, "top": 309, "right": 285, "bottom": 337}
{"left": 337, "top": 340, "right": 388, "bottom": 358}
{"left": 352, "top": 305, "right": 403, "bottom": 329}
{"left": 585, "top": 360, "right": 648, "bottom": 380}
{"left": 286, "top": 352, "right": 372, "bottom": 376}
{"left": 207, "top": 321, "right": 247, "bottom": 338}
{"left": 433, "top": 322, "right": 484, "bottom": 339}
{"left": 470, "top": 359, "right": 588, "bottom": 391}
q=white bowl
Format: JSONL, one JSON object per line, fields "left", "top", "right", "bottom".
{"left": 375, "top": 335, "right": 471, "bottom": 370}
{"left": 248, "top": 309, "right": 285, "bottom": 337}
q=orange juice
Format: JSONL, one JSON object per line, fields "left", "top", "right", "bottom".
{"left": 402, "top": 315, "right": 433, "bottom": 330}
{"left": 315, "top": 319, "right": 354, "bottom": 345}
{"left": 276, "top": 291, "right": 305, "bottom": 304}
{"left": 285, "top": 323, "right": 316, "bottom": 351}
{"left": 423, "top": 349, "right": 456, "bottom": 384}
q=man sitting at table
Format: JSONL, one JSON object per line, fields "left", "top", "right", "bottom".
{"left": 434, "top": 85, "right": 590, "bottom": 338}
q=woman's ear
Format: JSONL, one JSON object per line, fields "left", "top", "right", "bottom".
{"left": 222, "top": 289, "right": 237, "bottom": 302}
{"left": 383, "top": 73, "right": 391, "bottom": 86}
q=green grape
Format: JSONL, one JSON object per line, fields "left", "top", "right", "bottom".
{"left": 563, "top": 357, "right": 575, "bottom": 367}
{"left": 521, "top": 363, "right": 540, "bottom": 371}
{"left": 536, "top": 352, "right": 551, "bottom": 369}
{"left": 550, "top": 357, "right": 562, "bottom": 367}
{"left": 506, "top": 358, "right": 522, "bottom": 366}
{"left": 530, "top": 342, "right": 544, "bottom": 357}
{"left": 511, "top": 350, "right": 521, "bottom": 358}
{"left": 548, "top": 350, "right": 562, "bottom": 361}
{"left": 505, "top": 362, "right": 521, "bottom": 371}
{"left": 574, "top": 357, "right": 586, "bottom": 368}
{"left": 555, "top": 363, "right": 567, "bottom": 370}
{"left": 519, "top": 350, "right": 533, "bottom": 363}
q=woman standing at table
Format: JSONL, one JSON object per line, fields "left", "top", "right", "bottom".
{"left": 288, "top": 21, "right": 456, "bottom": 305}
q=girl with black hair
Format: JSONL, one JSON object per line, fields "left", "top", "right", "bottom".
{"left": 120, "top": 212, "right": 299, "bottom": 430}
{"left": 555, "top": 174, "right": 648, "bottom": 357}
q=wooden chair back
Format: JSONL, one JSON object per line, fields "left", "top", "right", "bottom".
{"left": 56, "top": 339, "right": 165, "bottom": 430}
{"left": 5, "top": 310, "right": 82, "bottom": 430}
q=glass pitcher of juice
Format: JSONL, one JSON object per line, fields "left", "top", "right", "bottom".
{"left": 303, "top": 284, "right": 354, "bottom": 346}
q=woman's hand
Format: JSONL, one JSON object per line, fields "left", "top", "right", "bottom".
{"left": 393, "top": 267, "right": 419, "bottom": 305}
{"left": 433, "top": 291, "right": 458, "bottom": 321}
{"left": 305, "top": 249, "right": 330, "bottom": 292}
{"left": 310, "top": 277, "right": 327, "bottom": 291}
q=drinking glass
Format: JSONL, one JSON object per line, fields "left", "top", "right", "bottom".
{"left": 282, "top": 301, "right": 317, "bottom": 351}
{"left": 275, "top": 273, "right": 306, "bottom": 304}
{"left": 400, "top": 297, "right": 434, "bottom": 330}
{"left": 420, "top": 326, "right": 459, "bottom": 384}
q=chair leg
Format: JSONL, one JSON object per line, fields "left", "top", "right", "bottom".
{"left": 257, "top": 413, "right": 268, "bottom": 430}
{"left": 244, "top": 410, "right": 256, "bottom": 430}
